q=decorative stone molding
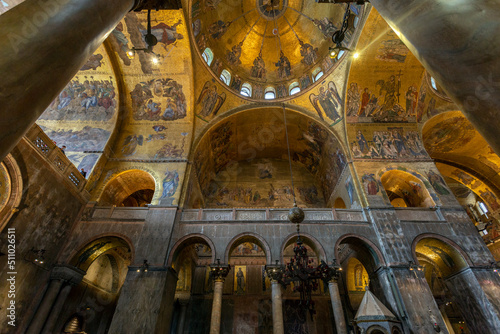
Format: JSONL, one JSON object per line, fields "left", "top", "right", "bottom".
{"left": 50, "top": 265, "right": 85, "bottom": 285}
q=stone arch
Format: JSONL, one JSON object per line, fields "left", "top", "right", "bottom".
{"left": 223, "top": 232, "right": 272, "bottom": 265}
{"left": 334, "top": 197, "right": 347, "bottom": 208}
{"left": 106, "top": 254, "right": 120, "bottom": 293}
{"left": 98, "top": 169, "right": 156, "bottom": 206}
{"left": 335, "top": 234, "right": 386, "bottom": 274}
{"left": 378, "top": 166, "right": 438, "bottom": 208}
{"left": 280, "top": 232, "right": 327, "bottom": 262}
{"left": 68, "top": 235, "right": 134, "bottom": 272}
{"left": 367, "top": 325, "right": 389, "bottom": 334}
{"left": 0, "top": 153, "right": 23, "bottom": 233}
{"left": 167, "top": 233, "right": 216, "bottom": 266}
{"left": 191, "top": 104, "right": 347, "bottom": 155}
{"left": 412, "top": 233, "right": 474, "bottom": 269}
{"left": 186, "top": 105, "right": 351, "bottom": 208}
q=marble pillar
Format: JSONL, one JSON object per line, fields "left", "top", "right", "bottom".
{"left": 439, "top": 304, "right": 456, "bottom": 334}
{"left": 108, "top": 266, "right": 178, "bottom": 334}
{"left": 369, "top": 0, "right": 500, "bottom": 156}
{"left": 42, "top": 284, "right": 73, "bottom": 334}
{"left": 26, "top": 278, "right": 63, "bottom": 334}
{"left": 0, "top": 0, "right": 136, "bottom": 161}
{"left": 208, "top": 262, "right": 230, "bottom": 334}
{"left": 329, "top": 279, "right": 347, "bottom": 334}
{"left": 210, "top": 280, "right": 224, "bottom": 334}
{"left": 27, "top": 265, "right": 84, "bottom": 334}
{"left": 390, "top": 267, "right": 449, "bottom": 333}
{"left": 270, "top": 281, "right": 284, "bottom": 334}
{"left": 176, "top": 300, "right": 188, "bottom": 334}
{"left": 444, "top": 268, "right": 500, "bottom": 333}
{"left": 265, "top": 264, "right": 284, "bottom": 334}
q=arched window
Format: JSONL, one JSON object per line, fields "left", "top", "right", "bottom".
{"left": 312, "top": 67, "right": 323, "bottom": 82}
{"left": 289, "top": 82, "right": 300, "bottom": 95}
{"left": 430, "top": 76, "right": 438, "bottom": 90}
{"left": 240, "top": 83, "right": 252, "bottom": 97}
{"left": 337, "top": 50, "right": 345, "bottom": 60}
{"left": 264, "top": 87, "right": 276, "bottom": 100}
{"left": 220, "top": 69, "right": 231, "bottom": 85}
{"left": 202, "top": 48, "right": 213, "bottom": 66}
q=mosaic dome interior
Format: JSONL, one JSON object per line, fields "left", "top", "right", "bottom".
{"left": 190, "top": 0, "right": 363, "bottom": 99}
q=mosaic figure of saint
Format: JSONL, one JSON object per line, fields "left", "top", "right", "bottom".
{"left": 313, "top": 17, "right": 337, "bottom": 38}
{"left": 209, "top": 20, "right": 231, "bottom": 40}
{"left": 226, "top": 42, "right": 243, "bottom": 66}
{"left": 299, "top": 40, "right": 318, "bottom": 66}
{"left": 251, "top": 52, "right": 266, "bottom": 79}
{"left": 275, "top": 51, "right": 291, "bottom": 79}
{"left": 196, "top": 81, "right": 226, "bottom": 118}
{"left": 346, "top": 82, "right": 361, "bottom": 116}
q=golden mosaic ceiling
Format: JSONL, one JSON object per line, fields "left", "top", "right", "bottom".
{"left": 190, "top": 0, "right": 362, "bottom": 92}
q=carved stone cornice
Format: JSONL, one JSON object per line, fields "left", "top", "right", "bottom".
{"left": 132, "top": 0, "right": 182, "bottom": 11}
{"left": 209, "top": 262, "right": 231, "bottom": 282}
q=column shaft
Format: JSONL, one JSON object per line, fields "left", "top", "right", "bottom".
{"left": 369, "top": 0, "right": 500, "bottom": 156}
{"left": 439, "top": 305, "right": 456, "bottom": 334}
{"left": 209, "top": 280, "right": 224, "bottom": 334}
{"left": 42, "top": 284, "right": 73, "bottom": 334}
{"left": 176, "top": 302, "right": 188, "bottom": 334}
{"left": 271, "top": 281, "right": 284, "bottom": 334}
{"left": 26, "top": 279, "right": 63, "bottom": 334}
{"left": 329, "top": 280, "right": 347, "bottom": 334}
{"left": 0, "top": 0, "right": 135, "bottom": 161}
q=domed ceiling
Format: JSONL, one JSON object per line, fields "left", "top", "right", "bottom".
{"left": 190, "top": 0, "right": 362, "bottom": 99}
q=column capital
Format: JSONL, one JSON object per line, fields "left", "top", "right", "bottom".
{"left": 265, "top": 265, "right": 284, "bottom": 283}
{"left": 318, "top": 260, "right": 342, "bottom": 283}
{"left": 50, "top": 265, "right": 85, "bottom": 285}
{"left": 132, "top": 0, "right": 182, "bottom": 11}
{"left": 209, "top": 262, "right": 231, "bottom": 282}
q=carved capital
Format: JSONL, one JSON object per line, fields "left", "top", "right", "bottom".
{"left": 50, "top": 265, "right": 85, "bottom": 285}
{"left": 265, "top": 265, "right": 284, "bottom": 283}
{"left": 209, "top": 263, "right": 231, "bottom": 282}
{"left": 132, "top": 0, "right": 182, "bottom": 11}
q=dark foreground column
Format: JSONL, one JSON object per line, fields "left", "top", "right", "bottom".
{"left": 108, "top": 266, "right": 178, "bottom": 334}
{"left": 370, "top": 1, "right": 500, "bottom": 155}
{"left": 0, "top": 0, "right": 135, "bottom": 161}
{"left": 27, "top": 265, "right": 84, "bottom": 334}
{"left": 444, "top": 268, "right": 500, "bottom": 333}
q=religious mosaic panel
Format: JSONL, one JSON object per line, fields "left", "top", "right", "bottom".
{"left": 348, "top": 124, "right": 428, "bottom": 160}
{"left": 346, "top": 10, "right": 426, "bottom": 124}
{"left": 36, "top": 45, "right": 118, "bottom": 175}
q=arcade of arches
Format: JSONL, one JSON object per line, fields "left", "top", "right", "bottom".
{"left": 1, "top": 0, "right": 500, "bottom": 333}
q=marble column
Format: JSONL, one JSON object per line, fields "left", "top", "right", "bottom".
{"left": 41, "top": 284, "right": 73, "bottom": 334}
{"left": 26, "top": 278, "right": 63, "bottom": 334}
{"left": 108, "top": 266, "right": 178, "bottom": 334}
{"left": 209, "top": 263, "right": 230, "bottom": 334}
{"left": 27, "top": 265, "right": 84, "bottom": 334}
{"left": 176, "top": 297, "right": 189, "bottom": 334}
{"left": 329, "top": 278, "right": 347, "bottom": 334}
{"left": 444, "top": 268, "right": 500, "bottom": 333}
{"left": 266, "top": 265, "right": 284, "bottom": 334}
{"left": 271, "top": 281, "right": 284, "bottom": 334}
{"left": 439, "top": 304, "right": 456, "bottom": 334}
{"left": 0, "top": 0, "right": 136, "bottom": 161}
{"left": 369, "top": 0, "right": 500, "bottom": 156}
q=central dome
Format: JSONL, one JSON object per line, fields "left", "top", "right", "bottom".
{"left": 190, "top": 0, "right": 362, "bottom": 99}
